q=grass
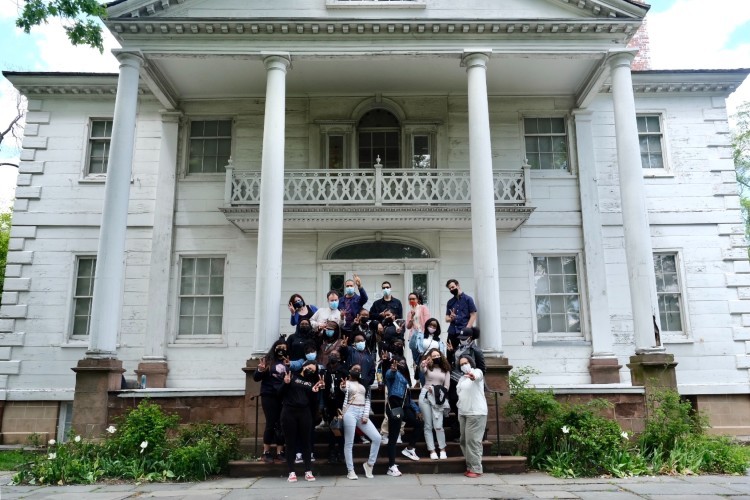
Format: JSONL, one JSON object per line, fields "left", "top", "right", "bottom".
{"left": 0, "top": 450, "right": 33, "bottom": 471}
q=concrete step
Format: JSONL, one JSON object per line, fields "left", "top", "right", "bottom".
{"left": 241, "top": 440, "right": 493, "bottom": 459}
{"left": 228, "top": 455, "right": 527, "bottom": 477}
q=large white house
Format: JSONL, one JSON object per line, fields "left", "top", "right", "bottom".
{"left": 1, "top": 0, "right": 750, "bottom": 442}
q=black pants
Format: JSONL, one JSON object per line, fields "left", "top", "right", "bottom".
{"left": 387, "top": 396, "right": 423, "bottom": 467}
{"left": 281, "top": 405, "right": 312, "bottom": 473}
{"left": 261, "top": 394, "right": 284, "bottom": 446}
{"left": 447, "top": 377, "right": 460, "bottom": 429}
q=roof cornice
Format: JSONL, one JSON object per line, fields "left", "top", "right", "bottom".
{"left": 2, "top": 72, "right": 150, "bottom": 98}
{"left": 602, "top": 69, "right": 750, "bottom": 96}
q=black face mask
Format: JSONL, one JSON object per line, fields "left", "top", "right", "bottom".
{"left": 450, "top": 289, "right": 459, "bottom": 297}
{"left": 299, "top": 325, "right": 312, "bottom": 335}
{"left": 329, "top": 357, "right": 340, "bottom": 365}
{"left": 294, "top": 300, "right": 304, "bottom": 309}
{"left": 304, "top": 369, "right": 317, "bottom": 380}
{"left": 275, "top": 349, "right": 287, "bottom": 358}
{"left": 383, "top": 317, "right": 394, "bottom": 326}
{"left": 349, "top": 370, "right": 361, "bottom": 379}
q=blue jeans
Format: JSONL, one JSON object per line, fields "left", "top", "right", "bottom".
{"left": 343, "top": 405, "right": 382, "bottom": 472}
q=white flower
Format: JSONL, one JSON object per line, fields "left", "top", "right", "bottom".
{"left": 106, "top": 425, "right": 117, "bottom": 434}
{"left": 47, "top": 453, "right": 56, "bottom": 460}
{"left": 621, "top": 431, "right": 629, "bottom": 440}
{"left": 74, "top": 435, "right": 81, "bottom": 443}
{"left": 561, "top": 426, "right": 570, "bottom": 434}
{"left": 140, "top": 441, "right": 148, "bottom": 453}
{"left": 48, "top": 439, "right": 56, "bottom": 446}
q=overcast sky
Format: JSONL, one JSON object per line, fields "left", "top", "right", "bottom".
{"left": 1, "top": 0, "right": 749, "bottom": 209}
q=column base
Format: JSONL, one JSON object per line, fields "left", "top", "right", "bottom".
{"left": 135, "top": 361, "right": 169, "bottom": 389}
{"left": 626, "top": 352, "right": 678, "bottom": 391}
{"left": 483, "top": 357, "right": 513, "bottom": 447}
{"left": 589, "top": 357, "right": 623, "bottom": 384}
{"left": 242, "top": 358, "right": 262, "bottom": 437}
{"left": 71, "top": 358, "right": 125, "bottom": 438}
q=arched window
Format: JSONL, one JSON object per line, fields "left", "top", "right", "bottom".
{"left": 329, "top": 241, "right": 430, "bottom": 260}
{"left": 358, "top": 109, "right": 400, "bottom": 168}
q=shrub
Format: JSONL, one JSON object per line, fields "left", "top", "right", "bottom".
{"left": 13, "top": 400, "right": 239, "bottom": 485}
{"left": 639, "top": 389, "right": 704, "bottom": 456}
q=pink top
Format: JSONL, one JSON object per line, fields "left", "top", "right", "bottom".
{"left": 422, "top": 366, "right": 450, "bottom": 389}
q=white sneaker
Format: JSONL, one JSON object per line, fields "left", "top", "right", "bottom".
{"left": 396, "top": 435, "right": 403, "bottom": 444}
{"left": 429, "top": 450, "right": 438, "bottom": 460}
{"left": 381, "top": 434, "right": 389, "bottom": 445}
{"left": 310, "top": 453, "right": 315, "bottom": 462}
{"left": 360, "top": 436, "right": 370, "bottom": 444}
{"left": 401, "top": 447, "right": 420, "bottom": 461}
{"left": 363, "top": 461, "right": 374, "bottom": 478}
{"left": 347, "top": 470, "right": 358, "bottom": 480}
{"left": 295, "top": 453, "right": 303, "bottom": 464}
{"left": 315, "top": 419, "right": 328, "bottom": 430}
{"left": 288, "top": 472, "right": 297, "bottom": 482}
{"left": 439, "top": 450, "right": 447, "bottom": 460}
{"left": 387, "top": 465, "right": 402, "bottom": 477}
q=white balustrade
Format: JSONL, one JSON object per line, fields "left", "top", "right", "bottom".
{"left": 225, "top": 168, "right": 527, "bottom": 206}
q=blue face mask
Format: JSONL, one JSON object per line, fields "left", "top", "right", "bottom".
{"left": 325, "top": 329, "right": 335, "bottom": 338}
{"left": 305, "top": 352, "right": 317, "bottom": 361}
{"left": 345, "top": 286, "right": 355, "bottom": 295}
{"left": 382, "top": 288, "right": 391, "bottom": 297}
{"left": 329, "top": 300, "right": 339, "bottom": 309}
{"left": 354, "top": 341, "right": 366, "bottom": 351}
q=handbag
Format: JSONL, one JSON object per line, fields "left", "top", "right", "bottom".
{"left": 330, "top": 410, "right": 344, "bottom": 437}
{"left": 387, "top": 395, "right": 406, "bottom": 421}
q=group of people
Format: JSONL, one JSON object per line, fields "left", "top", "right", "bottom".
{"left": 253, "top": 277, "right": 489, "bottom": 482}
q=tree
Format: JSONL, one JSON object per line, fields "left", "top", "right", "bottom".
{"left": 733, "top": 102, "right": 750, "bottom": 237}
{"left": 0, "top": 208, "right": 12, "bottom": 299}
{"left": 0, "top": 86, "right": 25, "bottom": 169}
{"left": 15, "top": 0, "right": 107, "bottom": 52}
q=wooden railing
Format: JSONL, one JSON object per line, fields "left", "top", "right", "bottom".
{"left": 224, "top": 163, "right": 530, "bottom": 206}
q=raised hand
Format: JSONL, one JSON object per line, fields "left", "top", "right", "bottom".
{"left": 340, "top": 335, "right": 349, "bottom": 347}
{"left": 283, "top": 356, "right": 291, "bottom": 366}
{"left": 354, "top": 274, "right": 361, "bottom": 288}
{"left": 284, "top": 371, "right": 291, "bottom": 384}
{"left": 288, "top": 303, "right": 295, "bottom": 314}
{"left": 258, "top": 358, "right": 267, "bottom": 372}
{"left": 340, "top": 377, "right": 347, "bottom": 390}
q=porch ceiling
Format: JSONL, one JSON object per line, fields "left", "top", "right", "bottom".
{"left": 147, "top": 52, "right": 603, "bottom": 99}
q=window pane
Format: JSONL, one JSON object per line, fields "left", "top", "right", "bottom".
{"left": 412, "top": 273, "right": 428, "bottom": 304}
{"left": 194, "top": 297, "right": 210, "bottom": 315}
{"left": 328, "top": 135, "right": 344, "bottom": 169}
{"left": 550, "top": 295, "right": 565, "bottom": 313}
{"left": 550, "top": 118, "right": 565, "bottom": 134}
{"left": 536, "top": 296, "right": 550, "bottom": 316}
{"left": 564, "top": 274, "right": 578, "bottom": 294}
{"left": 646, "top": 116, "right": 660, "bottom": 132}
{"left": 548, "top": 257, "right": 562, "bottom": 274}
{"left": 538, "top": 137, "right": 552, "bottom": 153}
{"left": 180, "top": 297, "right": 194, "bottom": 316}
{"left": 179, "top": 316, "right": 193, "bottom": 336}
{"left": 193, "top": 316, "right": 208, "bottom": 335}
{"left": 551, "top": 314, "right": 566, "bottom": 332}
{"left": 218, "top": 120, "right": 232, "bottom": 136}
{"left": 73, "top": 316, "right": 90, "bottom": 336}
{"left": 208, "top": 315, "right": 223, "bottom": 335}
{"left": 538, "top": 118, "right": 551, "bottom": 134}
{"left": 524, "top": 118, "right": 538, "bottom": 134}
{"left": 549, "top": 275, "right": 564, "bottom": 293}
{"left": 636, "top": 116, "right": 647, "bottom": 133}
{"left": 209, "top": 297, "right": 223, "bottom": 315}
{"left": 537, "top": 314, "right": 551, "bottom": 333}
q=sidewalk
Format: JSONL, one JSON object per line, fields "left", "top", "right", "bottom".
{"left": 1, "top": 470, "right": 749, "bottom": 500}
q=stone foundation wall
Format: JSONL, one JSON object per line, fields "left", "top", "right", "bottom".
{"left": 0, "top": 401, "right": 59, "bottom": 444}
{"left": 553, "top": 393, "right": 646, "bottom": 434}
{"left": 694, "top": 394, "right": 750, "bottom": 436}
{"left": 107, "top": 394, "right": 250, "bottom": 429}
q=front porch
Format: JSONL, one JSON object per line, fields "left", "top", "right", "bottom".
{"left": 220, "top": 163, "right": 535, "bottom": 230}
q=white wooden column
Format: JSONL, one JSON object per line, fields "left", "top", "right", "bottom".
{"left": 142, "top": 111, "right": 181, "bottom": 362}
{"left": 87, "top": 50, "right": 143, "bottom": 358}
{"left": 253, "top": 54, "right": 291, "bottom": 353}
{"left": 609, "top": 51, "right": 663, "bottom": 353}
{"left": 573, "top": 110, "right": 614, "bottom": 357}
{"left": 462, "top": 50, "right": 503, "bottom": 355}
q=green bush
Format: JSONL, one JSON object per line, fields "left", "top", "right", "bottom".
{"left": 12, "top": 400, "right": 239, "bottom": 485}
{"left": 639, "top": 389, "right": 704, "bottom": 456}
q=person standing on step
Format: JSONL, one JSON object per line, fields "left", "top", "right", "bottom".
{"left": 339, "top": 275, "right": 368, "bottom": 339}
{"left": 456, "top": 354, "right": 488, "bottom": 478}
{"left": 311, "top": 291, "right": 344, "bottom": 331}
{"left": 253, "top": 338, "right": 289, "bottom": 464}
{"left": 444, "top": 279, "right": 477, "bottom": 362}
{"left": 323, "top": 350, "right": 347, "bottom": 464}
{"left": 419, "top": 348, "right": 451, "bottom": 461}
{"left": 341, "top": 363, "right": 381, "bottom": 480}
{"left": 370, "top": 280, "right": 404, "bottom": 330}
{"left": 280, "top": 361, "right": 324, "bottom": 482}
{"left": 288, "top": 293, "right": 317, "bottom": 327}
{"left": 384, "top": 356, "right": 423, "bottom": 477}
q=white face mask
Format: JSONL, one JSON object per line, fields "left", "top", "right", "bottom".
{"left": 427, "top": 327, "right": 437, "bottom": 334}
{"left": 460, "top": 364, "right": 472, "bottom": 374}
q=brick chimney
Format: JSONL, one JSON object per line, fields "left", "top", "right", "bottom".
{"left": 628, "top": 18, "right": 651, "bottom": 70}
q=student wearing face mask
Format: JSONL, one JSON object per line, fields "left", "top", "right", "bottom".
{"left": 456, "top": 355, "right": 487, "bottom": 478}
{"left": 340, "top": 364, "right": 381, "bottom": 479}
{"left": 253, "top": 338, "right": 290, "bottom": 464}
{"left": 288, "top": 294, "right": 317, "bottom": 327}
{"left": 384, "top": 356, "right": 423, "bottom": 477}
{"left": 340, "top": 333, "right": 376, "bottom": 387}
{"left": 311, "top": 291, "right": 344, "bottom": 331}
{"left": 444, "top": 279, "right": 477, "bottom": 357}
{"left": 406, "top": 293, "right": 430, "bottom": 366}
{"left": 369, "top": 280, "right": 403, "bottom": 326}
{"left": 318, "top": 320, "right": 344, "bottom": 367}
{"left": 419, "top": 348, "right": 451, "bottom": 460}
{"left": 323, "top": 350, "right": 348, "bottom": 464}
{"left": 338, "top": 275, "right": 368, "bottom": 337}
{"left": 280, "top": 361, "right": 325, "bottom": 482}
{"left": 287, "top": 319, "right": 317, "bottom": 362}
{"left": 448, "top": 327, "right": 485, "bottom": 433}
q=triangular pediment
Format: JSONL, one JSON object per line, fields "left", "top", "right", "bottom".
{"left": 107, "top": 0, "right": 646, "bottom": 22}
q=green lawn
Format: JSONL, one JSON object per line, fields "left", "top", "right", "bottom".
{"left": 0, "top": 450, "right": 33, "bottom": 471}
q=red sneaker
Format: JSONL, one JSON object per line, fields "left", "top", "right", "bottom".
{"left": 464, "top": 471, "right": 482, "bottom": 478}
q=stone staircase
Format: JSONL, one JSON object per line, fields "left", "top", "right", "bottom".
{"left": 228, "top": 387, "right": 526, "bottom": 477}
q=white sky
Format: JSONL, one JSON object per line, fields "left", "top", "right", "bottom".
{"left": 1, "top": 0, "right": 750, "bottom": 210}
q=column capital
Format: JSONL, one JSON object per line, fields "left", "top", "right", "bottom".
{"left": 461, "top": 49, "right": 492, "bottom": 69}
{"left": 571, "top": 109, "right": 594, "bottom": 121}
{"left": 262, "top": 52, "right": 292, "bottom": 72}
{"left": 112, "top": 49, "right": 144, "bottom": 70}
{"left": 607, "top": 49, "right": 638, "bottom": 70}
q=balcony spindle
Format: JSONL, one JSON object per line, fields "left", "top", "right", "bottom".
{"left": 374, "top": 156, "right": 383, "bottom": 206}
{"left": 224, "top": 158, "right": 234, "bottom": 205}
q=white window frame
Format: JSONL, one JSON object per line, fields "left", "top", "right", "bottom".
{"left": 67, "top": 254, "right": 97, "bottom": 341}
{"left": 80, "top": 118, "right": 113, "bottom": 182}
{"left": 653, "top": 250, "right": 691, "bottom": 343}
{"left": 637, "top": 111, "right": 672, "bottom": 177}
{"left": 180, "top": 117, "right": 235, "bottom": 178}
{"left": 172, "top": 255, "right": 227, "bottom": 344}
{"left": 529, "top": 252, "right": 588, "bottom": 343}
{"left": 317, "top": 122, "right": 354, "bottom": 169}
{"left": 520, "top": 115, "right": 574, "bottom": 176}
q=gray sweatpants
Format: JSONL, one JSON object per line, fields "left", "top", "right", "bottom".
{"left": 458, "top": 414, "right": 487, "bottom": 474}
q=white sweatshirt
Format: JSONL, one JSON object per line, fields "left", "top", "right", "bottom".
{"left": 456, "top": 368, "right": 488, "bottom": 416}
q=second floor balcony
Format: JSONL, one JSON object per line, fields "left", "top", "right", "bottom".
{"left": 220, "top": 163, "right": 535, "bottom": 231}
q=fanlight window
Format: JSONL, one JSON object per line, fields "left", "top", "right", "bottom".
{"left": 358, "top": 109, "right": 400, "bottom": 168}
{"left": 330, "top": 241, "right": 430, "bottom": 259}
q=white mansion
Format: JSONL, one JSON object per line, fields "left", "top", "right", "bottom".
{"left": 1, "top": 0, "right": 750, "bottom": 441}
